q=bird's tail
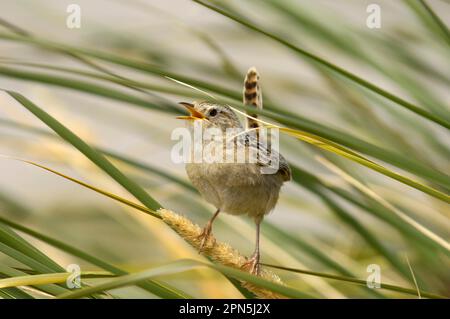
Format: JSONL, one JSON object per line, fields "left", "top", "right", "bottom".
{"left": 243, "top": 67, "right": 263, "bottom": 131}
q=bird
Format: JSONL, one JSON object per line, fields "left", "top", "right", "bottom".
{"left": 176, "top": 67, "right": 291, "bottom": 275}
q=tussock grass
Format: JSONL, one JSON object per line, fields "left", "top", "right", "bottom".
{"left": 0, "top": 0, "right": 448, "bottom": 299}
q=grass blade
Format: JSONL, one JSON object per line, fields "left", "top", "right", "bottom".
{"left": 0, "top": 272, "right": 70, "bottom": 289}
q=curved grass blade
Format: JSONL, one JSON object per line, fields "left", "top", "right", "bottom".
{"left": 276, "top": 126, "right": 449, "bottom": 203}
{"left": 6, "top": 158, "right": 159, "bottom": 219}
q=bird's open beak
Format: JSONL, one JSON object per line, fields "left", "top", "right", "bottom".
{"left": 176, "top": 102, "right": 206, "bottom": 120}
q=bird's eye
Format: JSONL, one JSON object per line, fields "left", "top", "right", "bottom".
{"left": 208, "top": 109, "right": 218, "bottom": 117}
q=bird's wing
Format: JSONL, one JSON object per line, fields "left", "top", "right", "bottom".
{"left": 241, "top": 134, "right": 292, "bottom": 182}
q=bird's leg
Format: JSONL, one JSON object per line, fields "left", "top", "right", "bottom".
{"left": 197, "top": 209, "right": 220, "bottom": 253}
{"left": 242, "top": 218, "right": 262, "bottom": 275}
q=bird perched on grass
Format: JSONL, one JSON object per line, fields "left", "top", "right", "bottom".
{"left": 177, "top": 67, "right": 291, "bottom": 274}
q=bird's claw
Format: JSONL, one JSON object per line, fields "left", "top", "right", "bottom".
{"left": 242, "top": 253, "right": 260, "bottom": 276}
{"left": 197, "top": 225, "right": 214, "bottom": 253}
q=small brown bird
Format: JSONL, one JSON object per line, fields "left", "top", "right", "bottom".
{"left": 177, "top": 68, "right": 291, "bottom": 274}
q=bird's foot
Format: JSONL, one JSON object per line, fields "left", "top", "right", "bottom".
{"left": 242, "top": 253, "right": 260, "bottom": 276}
{"left": 197, "top": 224, "right": 214, "bottom": 253}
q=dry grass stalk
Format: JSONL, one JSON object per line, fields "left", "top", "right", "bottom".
{"left": 159, "top": 208, "right": 286, "bottom": 299}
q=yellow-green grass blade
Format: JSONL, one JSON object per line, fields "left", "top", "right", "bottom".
{"left": 191, "top": 0, "right": 450, "bottom": 130}
{"left": 0, "top": 264, "right": 65, "bottom": 297}
{"left": 262, "top": 264, "right": 446, "bottom": 299}
{"left": 0, "top": 271, "right": 117, "bottom": 290}
{"left": 57, "top": 259, "right": 315, "bottom": 299}
{"left": 261, "top": 222, "right": 385, "bottom": 299}
{"left": 0, "top": 272, "right": 70, "bottom": 290}
{"left": 278, "top": 127, "right": 449, "bottom": 204}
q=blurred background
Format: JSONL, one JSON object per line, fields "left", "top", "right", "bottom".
{"left": 0, "top": 0, "right": 449, "bottom": 298}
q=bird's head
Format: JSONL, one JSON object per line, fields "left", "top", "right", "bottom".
{"left": 177, "top": 101, "right": 242, "bottom": 131}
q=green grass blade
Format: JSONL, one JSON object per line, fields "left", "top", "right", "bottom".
{"left": 404, "top": 0, "right": 450, "bottom": 47}
{"left": 279, "top": 127, "right": 449, "bottom": 203}
{"left": 0, "top": 287, "right": 33, "bottom": 299}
